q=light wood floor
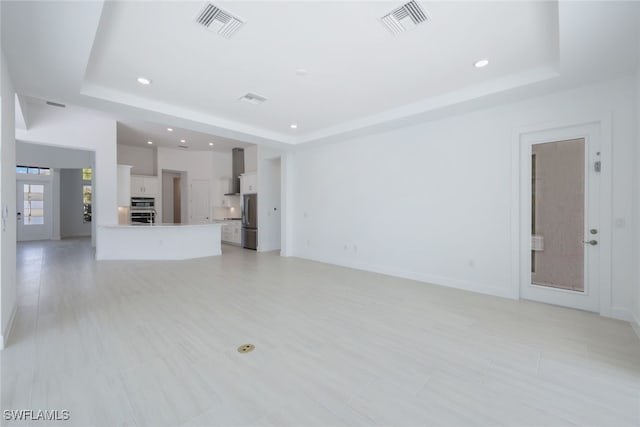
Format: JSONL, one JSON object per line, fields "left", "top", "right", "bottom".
{"left": 2, "top": 238, "right": 639, "bottom": 426}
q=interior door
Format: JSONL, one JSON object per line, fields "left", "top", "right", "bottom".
{"left": 17, "top": 180, "right": 52, "bottom": 241}
{"left": 519, "top": 124, "right": 600, "bottom": 312}
{"left": 190, "top": 179, "right": 210, "bottom": 223}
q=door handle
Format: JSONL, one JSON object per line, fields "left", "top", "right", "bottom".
{"left": 583, "top": 240, "right": 598, "bottom": 246}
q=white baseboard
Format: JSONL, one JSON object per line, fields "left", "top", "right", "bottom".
{"left": 294, "top": 252, "right": 640, "bottom": 339}
{"left": 0, "top": 302, "right": 17, "bottom": 350}
{"left": 608, "top": 307, "right": 640, "bottom": 340}
{"left": 608, "top": 306, "right": 633, "bottom": 322}
{"left": 61, "top": 233, "right": 91, "bottom": 239}
{"left": 295, "top": 252, "right": 516, "bottom": 300}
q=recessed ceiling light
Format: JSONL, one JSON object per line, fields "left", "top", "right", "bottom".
{"left": 147, "top": 141, "right": 153, "bottom": 145}
{"left": 167, "top": 127, "right": 173, "bottom": 132}
{"left": 137, "top": 77, "right": 152, "bottom": 85}
{"left": 290, "top": 124, "right": 298, "bottom": 129}
{"left": 209, "top": 142, "right": 214, "bottom": 146}
{"left": 180, "top": 139, "right": 186, "bottom": 143}
{"left": 295, "top": 68, "right": 308, "bottom": 77}
{"left": 474, "top": 59, "right": 489, "bottom": 68}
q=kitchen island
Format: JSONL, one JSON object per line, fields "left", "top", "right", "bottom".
{"left": 96, "top": 223, "right": 222, "bottom": 260}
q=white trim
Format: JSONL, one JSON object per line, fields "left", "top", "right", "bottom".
{"left": 608, "top": 307, "right": 634, "bottom": 322}
{"left": 511, "top": 113, "right": 614, "bottom": 317}
{"left": 0, "top": 302, "right": 17, "bottom": 350}
{"left": 606, "top": 307, "right": 640, "bottom": 341}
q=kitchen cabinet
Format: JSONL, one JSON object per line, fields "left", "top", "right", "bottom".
{"left": 131, "top": 175, "right": 159, "bottom": 196}
{"left": 221, "top": 221, "right": 242, "bottom": 245}
{"left": 240, "top": 172, "right": 258, "bottom": 194}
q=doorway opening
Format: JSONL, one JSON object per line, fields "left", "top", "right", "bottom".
{"left": 161, "top": 170, "right": 187, "bottom": 224}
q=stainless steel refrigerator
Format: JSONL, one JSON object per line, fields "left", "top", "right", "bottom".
{"left": 242, "top": 193, "right": 258, "bottom": 250}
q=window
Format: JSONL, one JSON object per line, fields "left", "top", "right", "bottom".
{"left": 83, "top": 169, "right": 92, "bottom": 223}
{"left": 16, "top": 165, "right": 50, "bottom": 175}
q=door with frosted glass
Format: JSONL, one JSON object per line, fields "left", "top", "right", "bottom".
{"left": 520, "top": 125, "right": 600, "bottom": 312}
{"left": 17, "top": 181, "right": 52, "bottom": 241}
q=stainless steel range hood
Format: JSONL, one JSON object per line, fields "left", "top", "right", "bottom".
{"left": 224, "top": 147, "right": 245, "bottom": 195}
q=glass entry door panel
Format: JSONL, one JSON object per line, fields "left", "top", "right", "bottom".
{"left": 530, "top": 139, "right": 585, "bottom": 292}
{"left": 520, "top": 123, "right": 600, "bottom": 312}
{"left": 23, "top": 184, "right": 45, "bottom": 225}
{"left": 17, "top": 180, "right": 52, "bottom": 241}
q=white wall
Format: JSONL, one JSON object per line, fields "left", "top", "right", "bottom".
{"left": 157, "top": 147, "right": 214, "bottom": 223}
{"left": 15, "top": 103, "right": 118, "bottom": 247}
{"left": 245, "top": 145, "right": 258, "bottom": 172}
{"left": 60, "top": 169, "right": 91, "bottom": 238}
{"left": 117, "top": 144, "right": 156, "bottom": 176}
{"left": 634, "top": 65, "right": 640, "bottom": 333}
{"left": 1, "top": 46, "right": 17, "bottom": 348}
{"left": 291, "top": 76, "right": 636, "bottom": 321}
{"left": 257, "top": 146, "right": 282, "bottom": 252}
{"left": 17, "top": 141, "right": 93, "bottom": 168}
{"left": 212, "top": 151, "right": 241, "bottom": 220}
{"left": 52, "top": 169, "right": 61, "bottom": 240}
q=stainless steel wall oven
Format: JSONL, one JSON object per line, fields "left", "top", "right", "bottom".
{"left": 130, "top": 197, "right": 156, "bottom": 225}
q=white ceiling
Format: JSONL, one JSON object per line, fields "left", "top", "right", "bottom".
{"left": 84, "top": 1, "right": 557, "bottom": 134}
{"left": 2, "top": 1, "right": 640, "bottom": 146}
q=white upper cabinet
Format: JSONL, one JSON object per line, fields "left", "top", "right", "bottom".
{"left": 240, "top": 172, "right": 257, "bottom": 194}
{"left": 131, "top": 175, "right": 159, "bottom": 196}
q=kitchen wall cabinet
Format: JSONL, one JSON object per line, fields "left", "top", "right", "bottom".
{"left": 131, "top": 175, "right": 159, "bottom": 196}
{"left": 240, "top": 172, "right": 258, "bottom": 194}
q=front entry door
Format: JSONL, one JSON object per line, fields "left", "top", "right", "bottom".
{"left": 519, "top": 124, "right": 600, "bottom": 312}
{"left": 17, "top": 180, "right": 52, "bottom": 241}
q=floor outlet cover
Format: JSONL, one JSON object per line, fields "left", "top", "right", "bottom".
{"left": 237, "top": 344, "right": 255, "bottom": 353}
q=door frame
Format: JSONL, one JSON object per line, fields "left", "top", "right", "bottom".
{"left": 511, "top": 115, "right": 613, "bottom": 316}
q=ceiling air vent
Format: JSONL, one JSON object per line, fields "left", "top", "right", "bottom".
{"left": 238, "top": 93, "right": 267, "bottom": 105}
{"left": 46, "top": 101, "right": 66, "bottom": 108}
{"left": 380, "top": 0, "right": 430, "bottom": 36}
{"left": 195, "top": 3, "right": 244, "bottom": 39}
